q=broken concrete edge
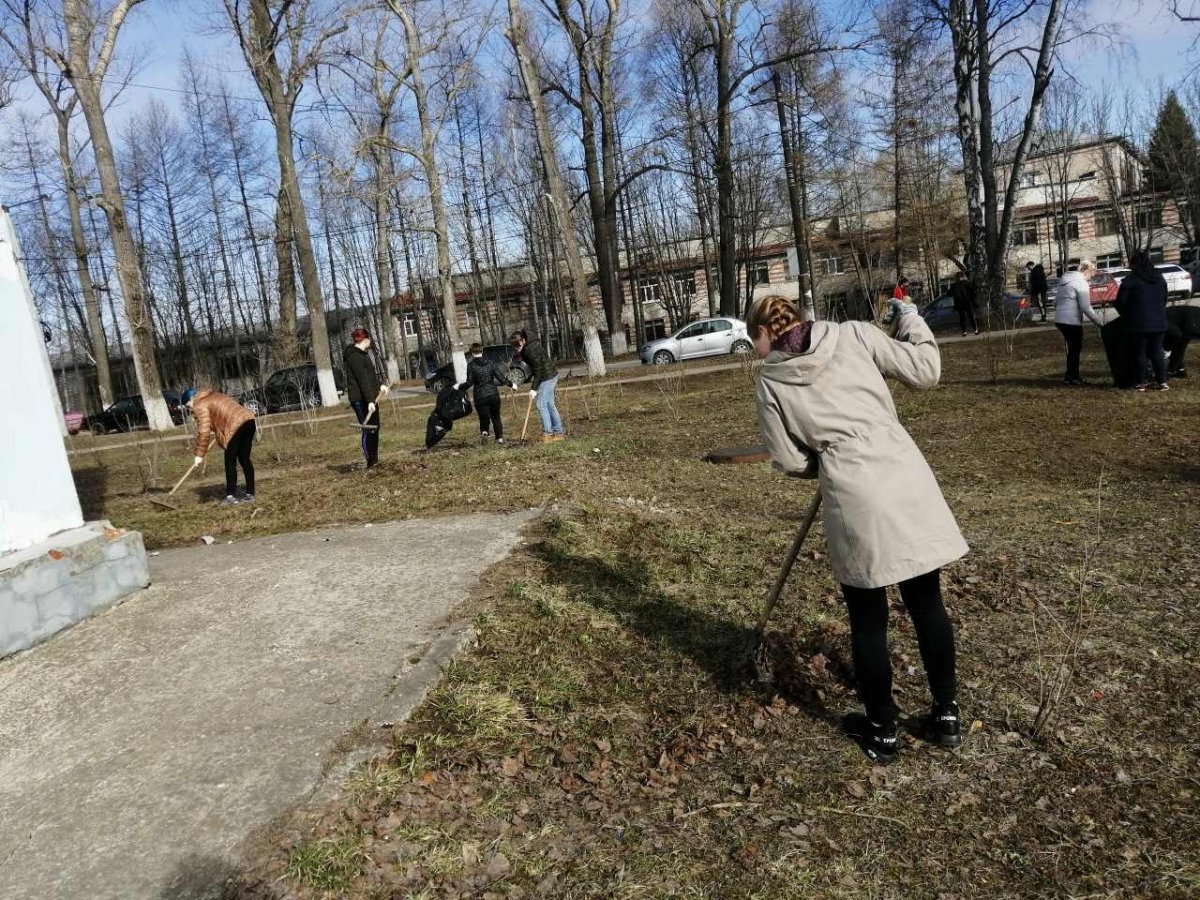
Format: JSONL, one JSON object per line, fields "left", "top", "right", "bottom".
{"left": 301, "top": 505, "right": 553, "bottom": 809}
{"left": 0, "top": 520, "right": 150, "bottom": 660}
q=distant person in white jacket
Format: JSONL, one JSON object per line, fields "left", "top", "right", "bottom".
{"left": 1053, "top": 260, "right": 1103, "bottom": 385}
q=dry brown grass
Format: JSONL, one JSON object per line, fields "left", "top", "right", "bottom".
{"left": 74, "top": 331, "right": 1200, "bottom": 898}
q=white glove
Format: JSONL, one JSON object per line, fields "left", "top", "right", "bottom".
{"left": 367, "top": 402, "right": 377, "bottom": 417}
{"left": 528, "top": 389, "right": 537, "bottom": 399}
{"left": 378, "top": 384, "right": 389, "bottom": 397}
{"left": 193, "top": 456, "right": 204, "bottom": 467}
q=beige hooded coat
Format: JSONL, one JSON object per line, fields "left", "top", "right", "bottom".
{"left": 756, "top": 315, "right": 968, "bottom": 589}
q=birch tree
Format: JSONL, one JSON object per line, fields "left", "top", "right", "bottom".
{"left": 38, "top": 0, "right": 172, "bottom": 428}
{"left": 930, "top": 0, "right": 1068, "bottom": 313}
{"left": 507, "top": 0, "right": 606, "bottom": 375}
{"left": 225, "top": 0, "right": 345, "bottom": 407}
{"left": 384, "top": 0, "right": 478, "bottom": 385}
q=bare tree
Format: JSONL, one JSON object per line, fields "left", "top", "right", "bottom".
{"left": 931, "top": 0, "right": 1068, "bottom": 315}
{"left": 34, "top": 0, "right": 172, "bottom": 428}
{"left": 2, "top": 0, "right": 121, "bottom": 411}
{"left": 508, "top": 0, "right": 606, "bottom": 375}
{"left": 225, "top": 0, "right": 345, "bottom": 406}
{"left": 330, "top": 13, "right": 410, "bottom": 384}
{"left": 384, "top": 0, "right": 480, "bottom": 385}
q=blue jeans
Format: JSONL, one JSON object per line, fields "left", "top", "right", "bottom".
{"left": 535, "top": 375, "right": 564, "bottom": 435}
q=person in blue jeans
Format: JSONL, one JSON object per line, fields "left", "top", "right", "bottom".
{"left": 511, "top": 330, "right": 564, "bottom": 442}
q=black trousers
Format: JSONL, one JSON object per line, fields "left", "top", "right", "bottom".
{"left": 957, "top": 305, "right": 978, "bottom": 334}
{"left": 1031, "top": 290, "right": 1048, "bottom": 318}
{"left": 224, "top": 420, "right": 256, "bottom": 496}
{"left": 350, "top": 400, "right": 380, "bottom": 466}
{"left": 840, "top": 569, "right": 956, "bottom": 725}
{"left": 476, "top": 395, "right": 503, "bottom": 439}
{"left": 1057, "top": 323, "right": 1084, "bottom": 381}
{"left": 1132, "top": 331, "right": 1167, "bottom": 385}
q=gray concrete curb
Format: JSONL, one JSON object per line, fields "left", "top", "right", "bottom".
{"left": 376, "top": 621, "right": 478, "bottom": 728}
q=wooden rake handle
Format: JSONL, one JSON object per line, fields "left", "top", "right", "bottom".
{"left": 754, "top": 489, "right": 823, "bottom": 634}
{"left": 520, "top": 393, "right": 535, "bottom": 441}
{"left": 168, "top": 460, "right": 200, "bottom": 496}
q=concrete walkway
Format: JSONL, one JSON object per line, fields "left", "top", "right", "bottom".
{"left": 0, "top": 511, "right": 536, "bottom": 900}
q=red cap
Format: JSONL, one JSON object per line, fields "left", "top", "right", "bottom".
{"left": 351, "top": 328, "right": 370, "bottom": 343}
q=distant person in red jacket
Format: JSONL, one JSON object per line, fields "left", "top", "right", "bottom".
{"left": 892, "top": 276, "right": 910, "bottom": 300}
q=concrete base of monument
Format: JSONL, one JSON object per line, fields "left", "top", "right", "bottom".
{"left": 0, "top": 521, "right": 150, "bottom": 658}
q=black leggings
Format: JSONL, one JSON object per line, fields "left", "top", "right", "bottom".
{"left": 350, "top": 400, "right": 380, "bottom": 465}
{"left": 840, "top": 568, "right": 956, "bottom": 724}
{"left": 1057, "top": 323, "right": 1083, "bottom": 381}
{"left": 224, "top": 420, "right": 256, "bottom": 496}
{"left": 476, "top": 395, "right": 503, "bottom": 439}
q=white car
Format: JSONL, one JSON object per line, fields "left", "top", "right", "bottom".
{"left": 1103, "top": 267, "right": 1130, "bottom": 285}
{"left": 1155, "top": 264, "right": 1192, "bottom": 298}
{"left": 639, "top": 317, "right": 753, "bottom": 365}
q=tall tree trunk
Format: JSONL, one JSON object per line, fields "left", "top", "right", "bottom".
{"left": 159, "top": 150, "right": 201, "bottom": 381}
{"left": 53, "top": 116, "right": 112, "bottom": 408}
{"left": 273, "top": 114, "right": 338, "bottom": 404}
{"left": 714, "top": 6, "right": 738, "bottom": 317}
{"left": 62, "top": 0, "right": 170, "bottom": 429}
{"left": 508, "top": 0, "right": 605, "bottom": 375}
{"left": 390, "top": 1, "right": 468, "bottom": 385}
{"left": 371, "top": 151, "right": 403, "bottom": 383}
{"left": 222, "top": 91, "right": 272, "bottom": 331}
{"left": 772, "top": 71, "right": 814, "bottom": 320}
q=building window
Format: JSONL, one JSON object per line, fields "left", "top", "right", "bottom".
{"left": 220, "top": 356, "right": 245, "bottom": 380}
{"left": 1147, "top": 246, "right": 1164, "bottom": 264}
{"left": 1094, "top": 210, "right": 1119, "bottom": 236}
{"left": 1019, "top": 170, "right": 1038, "bottom": 188}
{"left": 1054, "top": 216, "right": 1080, "bottom": 241}
{"left": 1078, "top": 170, "right": 1097, "bottom": 181}
{"left": 1135, "top": 206, "right": 1163, "bottom": 229}
{"left": 1180, "top": 244, "right": 1200, "bottom": 267}
{"left": 1012, "top": 221, "right": 1039, "bottom": 246}
{"left": 1096, "top": 251, "right": 1123, "bottom": 269}
{"left": 749, "top": 260, "right": 770, "bottom": 286}
{"left": 464, "top": 307, "right": 479, "bottom": 329}
{"left": 402, "top": 313, "right": 416, "bottom": 337}
{"left": 673, "top": 271, "right": 696, "bottom": 296}
{"left": 644, "top": 318, "right": 667, "bottom": 341}
{"left": 636, "top": 278, "right": 662, "bottom": 305}
{"left": 821, "top": 252, "right": 845, "bottom": 275}
{"left": 1067, "top": 258, "right": 1081, "bottom": 271}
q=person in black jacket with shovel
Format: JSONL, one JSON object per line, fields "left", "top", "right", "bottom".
{"left": 461, "top": 343, "right": 509, "bottom": 444}
{"left": 344, "top": 328, "right": 385, "bottom": 468}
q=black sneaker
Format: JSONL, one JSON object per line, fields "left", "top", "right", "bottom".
{"left": 921, "top": 701, "right": 963, "bottom": 748}
{"left": 843, "top": 713, "right": 899, "bottom": 765}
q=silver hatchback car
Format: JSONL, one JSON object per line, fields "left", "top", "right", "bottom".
{"left": 639, "top": 317, "right": 753, "bottom": 364}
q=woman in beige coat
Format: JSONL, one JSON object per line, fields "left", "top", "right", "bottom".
{"left": 750, "top": 295, "right": 967, "bottom": 764}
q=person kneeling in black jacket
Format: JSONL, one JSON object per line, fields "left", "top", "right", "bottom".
{"left": 461, "top": 343, "right": 509, "bottom": 444}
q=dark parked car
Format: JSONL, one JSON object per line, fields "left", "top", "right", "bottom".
{"left": 85, "top": 392, "right": 185, "bottom": 434}
{"left": 919, "top": 292, "right": 1032, "bottom": 331}
{"left": 424, "top": 345, "right": 531, "bottom": 393}
{"left": 255, "top": 365, "right": 345, "bottom": 413}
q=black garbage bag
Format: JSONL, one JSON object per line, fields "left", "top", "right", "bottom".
{"left": 1101, "top": 317, "right": 1138, "bottom": 388}
{"left": 425, "top": 384, "right": 473, "bottom": 449}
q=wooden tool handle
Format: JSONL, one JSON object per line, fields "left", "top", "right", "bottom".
{"left": 754, "top": 490, "right": 822, "bottom": 633}
{"left": 168, "top": 460, "right": 199, "bottom": 496}
{"left": 520, "top": 394, "right": 535, "bottom": 441}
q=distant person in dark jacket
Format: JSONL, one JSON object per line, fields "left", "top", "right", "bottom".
{"left": 1165, "top": 304, "right": 1200, "bottom": 377}
{"left": 461, "top": 343, "right": 508, "bottom": 444}
{"left": 1026, "top": 261, "right": 1049, "bottom": 320}
{"left": 343, "top": 328, "right": 386, "bottom": 468}
{"left": 511, "top": 330, "right": 564, "bottom": 442}
{"left": 950, "top": 271, "right": 978, "bottom": 336}
{"left": 1116, "top": 251, "right": 1170, "bottom": 391}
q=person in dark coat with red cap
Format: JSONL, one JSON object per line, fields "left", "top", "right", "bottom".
{"left": 343, "top": 328, "right": 386, "bottom": 468}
